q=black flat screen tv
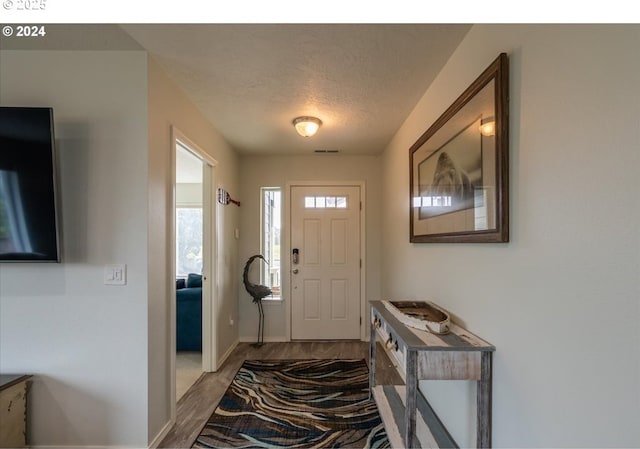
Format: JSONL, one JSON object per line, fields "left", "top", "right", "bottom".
{"left": 0, "top": 106, "right": 61, "bottom": 262}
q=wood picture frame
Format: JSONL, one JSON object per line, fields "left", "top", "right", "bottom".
{"left": 409, "top": 53, "right": 509, "bottom": 243}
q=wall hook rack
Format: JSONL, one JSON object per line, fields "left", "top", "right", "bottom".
{"left": 217, "top": 188, "right": 241, "bottom": 207}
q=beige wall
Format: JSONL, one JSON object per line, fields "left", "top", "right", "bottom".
{"left": 0, "top": 50, "right": 150, "bottom": 446}
{"left": 238, "top": 154, "right": 382, "bottom": 341}
{"left": 2, "top": 24, "right": 638, "bottom": 448}
{"left": 381, "top": 24, "right": 640, "bottom": 447}
{"left": 147, "top": 56, "right": 240, "bottom": 442}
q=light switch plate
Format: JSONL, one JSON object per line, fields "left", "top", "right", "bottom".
{"left": 104, "top": 264, "right": 126, "bottom": 285}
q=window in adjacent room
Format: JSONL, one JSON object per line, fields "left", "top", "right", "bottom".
{"left": 175, "top": 141, "right": 204, "bottom": 278}
{"left": 176, "top": 207, "right": 203, "bottom": 277}
{"left": 261, "top": 187, "right": 281, "bottom": 300}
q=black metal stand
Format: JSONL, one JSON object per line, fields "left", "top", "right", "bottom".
{"left": 252, "top": 299, "right": 264, "bottom": 347}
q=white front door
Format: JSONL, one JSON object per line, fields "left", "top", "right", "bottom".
{"left": 290, "top": 185, "right": 361, "bottom": 340}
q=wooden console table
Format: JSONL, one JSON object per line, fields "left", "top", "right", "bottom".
{"left": 0, "top": 374, "right": 32, "bottom": 448}
{"left": 369, "top": 301, "right": 494, "bottom": 448}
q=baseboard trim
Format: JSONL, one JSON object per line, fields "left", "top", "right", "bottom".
{"left": 216, "top": 339, "right": 238, "bottom": 370}
{"left": 239, "top": 336, "right": 288, "bottom": 343}
{"left": 30, "top": 446, "right": 145, "bottom": 449}
{"left": 148, "top": 418, "right": 174, "bottom": 449}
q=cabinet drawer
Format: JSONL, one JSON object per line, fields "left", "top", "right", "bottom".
{"left": 417, "top": 351, "right": 482, "bottom": 380}
{"left": 372, "top": 310, "right": 407, "bottom": 377}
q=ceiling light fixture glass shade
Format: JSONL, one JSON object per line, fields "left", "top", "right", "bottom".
{"left": 293, "top": 116, "right": 322, "bottom": 137}
{"left": 479, "top": 118, "right": 496, "bottom": 137}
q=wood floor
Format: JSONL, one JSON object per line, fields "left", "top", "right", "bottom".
{"left": 158, "top": 341, "right": 404, "bottom": 448}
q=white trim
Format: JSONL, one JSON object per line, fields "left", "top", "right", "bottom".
{"left": 174, "top": 129, "right": 218, "bottom": 167}
{"left": 259, "top": 186, "right": 282, "bottom": 294}
{"left": 285, "top": 181, "right": 367, "bottom": 341}
{"left": 148, "top": 419, "right": 174, "bottom": 449}
{"left": 202, "top": 156, "right": 216, "bottom": 372}
{"left": 168, "top": 128, "right": 177, "bottom": 424}
{"left": 28, "top": 446, "right": 144, "bottom": 449}
{"left": 284, "top": 185, "right": 291, "bottom": 342}
{"left": 239, "top": 336, "right": 289, "bottom": 343}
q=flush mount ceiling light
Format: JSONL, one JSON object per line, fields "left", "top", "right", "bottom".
{"left": 292, "top": 116, "right": 322, "bottom": 137}
{"left": 479, "top": 118, "right": 496, "bottom": 137}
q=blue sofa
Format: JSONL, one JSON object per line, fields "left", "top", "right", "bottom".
{"left": 176, "top": 273, "right": 202, "bottom": 351}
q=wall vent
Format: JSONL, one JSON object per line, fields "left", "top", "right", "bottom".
{"left": 314, "top": 149, "right": 340, "bottom": 153}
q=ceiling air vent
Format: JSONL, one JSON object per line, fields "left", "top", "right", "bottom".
{"left": 314, "top": 149, "right": 340, "bottom": 153}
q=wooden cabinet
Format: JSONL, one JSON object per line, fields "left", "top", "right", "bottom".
{"left": 0, "top": 375, "right": 32, "bottom": 448}
{"left": 369, "top": 301, "right": 494, "bottom": 448}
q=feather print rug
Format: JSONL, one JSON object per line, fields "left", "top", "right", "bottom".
{"left": 192, "top": 359, "right": 390, "bottom": 449}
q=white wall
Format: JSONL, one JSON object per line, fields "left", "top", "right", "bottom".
{"left": 0, "top": 50, "right": 241, "bottom": 448}
{"left": 381, "top": 25, "right": 640, "bottom": 447}
{"left": 0, "top": 50, "right": 150, "bottom": 446}
{"left": 176, "top": 183, "right": 203, "bottom": 206}
{"left": 238, "top": 154, "right": 382, "bottom": 342}
{"left": 147, "top": 56, "right": 240, "bottom": 442}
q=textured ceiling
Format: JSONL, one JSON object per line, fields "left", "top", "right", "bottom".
{"left": 121, "top": 24, "right": 471, "bottom": 155}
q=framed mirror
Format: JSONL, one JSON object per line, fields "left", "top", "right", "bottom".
{"left": 409, "top": 53, "right": 509, "bottom": 243}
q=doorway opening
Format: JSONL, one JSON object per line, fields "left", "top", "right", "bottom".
{"left": 171, "top": 128, "right": 218, "bottom": 406}
{"left": 175, "top": 142, "right": 204, "bottom": 400}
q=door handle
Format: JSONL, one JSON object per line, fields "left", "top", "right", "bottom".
{"left": 292, "top": 269, "right": 299, "bottom": 274}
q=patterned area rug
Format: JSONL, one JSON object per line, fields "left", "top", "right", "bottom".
{"left": 192, "top": 359, "right": 390, "bottom": 449}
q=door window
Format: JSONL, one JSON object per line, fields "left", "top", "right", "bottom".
{"left": 304, "top": 196, "right": 348, "bottom": 209}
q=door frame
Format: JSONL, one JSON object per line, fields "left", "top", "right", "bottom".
{"left": 285, "top": 181, "right": 367, "bottom": 341}
{"left": 170, "top": 126, "right": 219, "bottom": 416}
